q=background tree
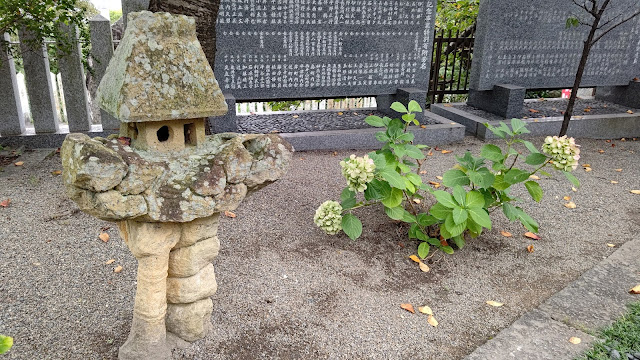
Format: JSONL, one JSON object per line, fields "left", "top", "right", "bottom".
{"left": 0, "top": 0, "right": 93, "bottom": 66}
{"left": 560, "top": 0, "right": 640, "bottom": 136}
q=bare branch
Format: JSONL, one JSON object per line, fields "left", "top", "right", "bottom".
{"left": 597, "top": 11, "right": 624, "bottom": 29}
{"left": 592, "top": 9, "right": 640, "bottom": 44}
{"left": 597, "top": 0, "right": 612, "bottom": 17}
{"left": 571, "top": 0, "right": 591, "bottom": 13}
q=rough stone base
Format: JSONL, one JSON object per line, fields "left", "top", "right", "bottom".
{"left": 166, "top": 298, "right": 214, "bottom": 342}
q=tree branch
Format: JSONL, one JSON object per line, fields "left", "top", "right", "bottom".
{"left": 592, "top": 9, "right": 640, "bottom": 44}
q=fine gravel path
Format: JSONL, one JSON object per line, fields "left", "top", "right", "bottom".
{"left": 0, "top": 136, "right": 638, "bottom": 360}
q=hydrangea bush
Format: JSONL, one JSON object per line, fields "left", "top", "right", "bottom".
{"left": 314, "top": 100, "right": 580, "bottom": 258}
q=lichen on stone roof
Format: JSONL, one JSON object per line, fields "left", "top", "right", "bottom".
{"left": 96, "top": 11, "right": 228, "bottom": 123}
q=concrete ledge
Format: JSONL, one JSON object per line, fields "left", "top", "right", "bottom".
{"left": 464, "top": 309, "right": 595, "bottom": 360}
{"left": 281, "top": 111, "right": 465, "bottom": 151}
{"left": 465, "top": 238, "right": 640, "bottom": 360}
{"left": 432, "top": 102, "right": 640, "bottom": 140}
{"left": 1, "top": 111, "right": 465, "bottom": 151}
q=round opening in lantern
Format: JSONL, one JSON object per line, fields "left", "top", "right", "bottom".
{"left": 157, "top": 125, "right": 170, "bottom": 142}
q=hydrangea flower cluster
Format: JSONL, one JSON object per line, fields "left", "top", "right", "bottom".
{"left": 542, "top": 135, "right": 581, "bottom": 171}
{"left": 313, "top": 200, "right": 343, "bottom": 235}
{"left": 340, "top": 154, "right": 376, "bottom": 192}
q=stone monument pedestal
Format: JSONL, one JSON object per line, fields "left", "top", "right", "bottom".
{"left": 376, "top": 88, "right": 427, "bottom": 122}
{"left": 209, "top": 93, "right": 238, "bottom": 133}
{"left": 467, "top": 84, "right": 526, "bottom": 119}
{"left": 596, "top": 80, "right": 640, "bottom": 109}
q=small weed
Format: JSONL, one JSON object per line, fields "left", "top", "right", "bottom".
{"left": 29, "top": 175, "right": 39, "bottom": 186}
{"left": 576, "top": 301, "right": 640, "bottom": 359}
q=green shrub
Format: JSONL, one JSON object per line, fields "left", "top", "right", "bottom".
{"left": 314, "top": 101, "right": 580, "bottom": 258}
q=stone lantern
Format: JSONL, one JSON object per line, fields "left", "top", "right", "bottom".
{"left": 61, "top": 11, "right": 293, "bottom": 360}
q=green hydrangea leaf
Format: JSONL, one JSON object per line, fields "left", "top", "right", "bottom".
{"left": 434, "top": 190, "right": 457, "bottom": 208}
{"left": 442, "top": 169, "right": 470, "bottom": 187}
{"left": 384, "top": 206, "right": 405, "bottom": 220}
{"left": 408, "top": 100, "right": 422, "bottom": 113}
{"left": 417, "top": 213, "right": 438, "bottom": 227}
{"left": 364, "top": 179, "right": 391, "bottom": 201}
{"left": 524, "top": 181, "right": 543, "bottom": 202}
{"left": 502, "top": 202, "right": 518, "bottom": 221}
{"left": 481, "top": 144, "right": 504, "bottom": 162}
{"left": 465, "top": 190, "right": 485, "bottom": 209}
{"left": 445, "top": 213, "right": 466, "bottom": 237}
{"left": 381, "top": 187, "right": 403, "bottom": 208}
{"left": 341, "top": 213, "right": 362, "bottom": 240}
{"left": 504, "top": 169, "right": 531, "bottom": 184}
{"left": 390, "top": 102, "right": 408, "bottom": 113}
{"left": 380, "top": 169, "right": 406, "bottom": 189}
{"left": 430, "top": 202, "right": 452, "bottom": 220}
{"left": 525, "top": 153, "right": 548, "bottom": 166}
{"left": 452, "top": 186, "right": 466, "bottom": 206}
{"left": 563, "top": 171, "right": 580, "bottom": 188}
{"left": 452, "top": 235, "right": 465, "bottom": 249}
{"left": 468, "top": 207, "right": 491, "bottom": 229}
{"left": 452, "top": 207, "right": 469, "bottom": 225}
{"left": 405, "top": 144, "right": 426, "bottom": 159}
{"left": 365, "top": 115, "right": 385, "bottom": 127}
{"left": 418, "top": 241, "right": 430, "bottom": 258}
{"left": 0, "top": 335, "right": 13, "bottom": 355}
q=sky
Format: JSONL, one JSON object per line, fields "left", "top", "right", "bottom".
{"left": 89, "top": 0, "right": 122, "bottom": 19}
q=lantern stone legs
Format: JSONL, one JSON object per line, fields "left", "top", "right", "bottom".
{"left": 117, "top": 214, "right": 220, "bottom": 360}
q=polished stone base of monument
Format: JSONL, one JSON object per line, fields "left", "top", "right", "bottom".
{"left": 432, "top": 99, "right": 640, "bottom": 140}
{"left": 596, "top": 81, "right": 640, "bottom": 110}
{"left": 467, "top": 84, "right": 527, "bottom": 119}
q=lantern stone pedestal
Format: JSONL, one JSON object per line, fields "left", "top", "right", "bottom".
{"left": 61, "top": 11, "right": 293, "bottom": 360}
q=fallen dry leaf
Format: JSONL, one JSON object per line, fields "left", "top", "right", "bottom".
{"left": 441, "top": 150, "right": 453, "bottom": 154}
{"left": 401, "top": 303, "right": 415, "bottom": 314}
{"left": 443, "top": 104, "right": 453, "bottom": 107}
{"left": 51, "top": 170, "right": 62, "bottom": 176}
{"left": 105, "top": 259, "right": 115, "bottom": 265}
{"left": 621, "top": 138, "right": 626, "bottom": 142}
{"left": 428, "top": 181, "right": 441, "bottom": 188}
{"left": 224, "top": 210, "right": 237, "bottom": 218}
{"left": 98, "top": 232, "right": 110, "bottom": 243}
{"left": 409, "top": 255, "right": 421, "bottom": 263}
{"left": 427, "top": 151, "right": 434, "bottom": 156}
{"left": 14, "top": 161, "right": 24, "bottom": 166}
{"left": 435, "top": 176, "right": 443, "bottom": 180}
{"left": 420, "top": 125, "right": 427, "bottom": 129}
{"left": 630, "top": 285, "right": 640, "bottom": 294}
{"left": 598, "top": 149, "right": 605, "bottom": 154}
{"left": 332, "top": 151, "right": 337, "bottom": 156}
{"left": 564, "top": 201, "right": 577, "bottom": 209}
{"left": 117, "top": 137, "right": 131, "bottom": 146}
{"left": 615, "top": 169, "right": 623, "bottom": 172}
{"left": 419, "top": 170, "right": 427, "bottom": 174}
{"left": 563, "top": 196, "right": 571, "bottom": 201}
{"left": 524, "top": 232, "right": 541, "bottom": 240}
{"left": 527, "top": 245, "right": 535, "bottom": 253}
{"left": 418, "top": 306, "right": 433, "bottom": 315}
{"left": 440, "top": 239, "right": 449, "bottom": 247}
{"left": 584, "top": 167, "right": 592, "bottom": 172}
{"left": 337, "top": 112, "right": 344, "bottom": 115}
{"left": 427, "top": 314, "right": 438, "bottom": 327}
{"left": 607, "top": 243, "right": 616, "bottom": 248}
{"left": 0, "top": 199, "right": 10, "bottom": 208}
{"left": 572, "top": 187, "right": 578, "bottom": 192}
{"left": 500, "top": 231, "right": 513, "bottom": 237}
{"left": 582, "top": 164, "right": 591, "bottom": 168}
{"left": 583, "top": 108, "right": 591, "bottom": 112}
{"left": 529, "top": 109, "right": 540, "bottom": 113}
{"left": 627, "top": 110, "right": 634, "bottom": 114}
{"left": 569, "top": 337, "right": 582, "bottom": 345}
{"left": 419, "top": 262, "right": 430, "bottom": 272}
{"left": 630, "top": 190, "right": 640, "bottom": 195}
{"left": 292, "top": 115, "right": 299, "bottom": 118}
{"left": 529, "top": 175, "right": 540, "bottom": 180}
{"left": 113, "top": 265, "right": 123, "bottom": 273}
{"left": 486, "top": 300, "right": 504, "bottom": 307}
{"left": 413, "top": 199, "right": 421, "bottom": 204}
{"left": 611, "top": 180, "right": 619, "bottom": 184}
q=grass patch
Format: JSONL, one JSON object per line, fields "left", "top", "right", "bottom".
{"left": 576, "top": 301, "right": 640, "bottom": 359}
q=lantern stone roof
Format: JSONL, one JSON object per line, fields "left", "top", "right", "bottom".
{"left": 97, "top": 11, "right": 228, "bottom": 122}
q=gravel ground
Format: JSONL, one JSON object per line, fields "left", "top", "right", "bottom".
{"left": 0, "top": 136, "right": 639, "bottom": 359}
{"left": 457, "top": 98, "right": 638, "bottom": 121}
{"left": 237, "top": 109, "right": 438, "bottom": 134}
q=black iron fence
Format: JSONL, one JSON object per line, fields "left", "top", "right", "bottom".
{"left": 429, "top": 25, "right": 476, "bottom": 104}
